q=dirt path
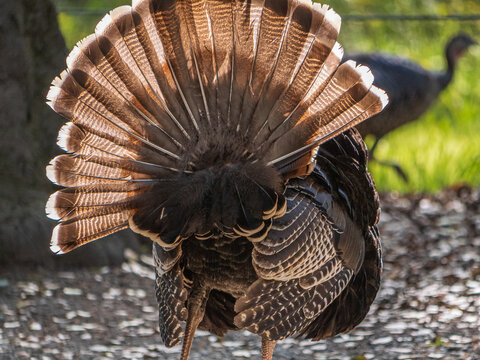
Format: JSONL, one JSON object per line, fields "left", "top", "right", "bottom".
{"left": 1, "top": 188, "right": 479, "bottom": 360}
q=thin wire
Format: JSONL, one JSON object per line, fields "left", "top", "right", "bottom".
{"left": 56, "top": 8, "right": 480, "bottom": 22}
{"left": 57, "top": 8, "right": 111, "bottom": 16}
{"left": 343, "top": 14, "right": 480, "bottom": 22}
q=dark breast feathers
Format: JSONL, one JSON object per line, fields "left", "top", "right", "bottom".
{"left": 45, "top": 0, "right": 386, "bottom": 359}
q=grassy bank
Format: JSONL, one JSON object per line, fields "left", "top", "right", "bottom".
{"left": 53, "top": 0, "right": 480, "bottom": 193}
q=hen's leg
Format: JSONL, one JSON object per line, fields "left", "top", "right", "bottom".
{"left": 369, "top": 138, "right": 409, "bottom": 183}
{"left": 368, "top": 137, "right": 380, "bottom": 161}
{"left": 375, "top": 158, "right": 409, "bottom": 183}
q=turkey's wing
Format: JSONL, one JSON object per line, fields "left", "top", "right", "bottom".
{"left": 234, "top": 176, "right": 364, "bottom": 340}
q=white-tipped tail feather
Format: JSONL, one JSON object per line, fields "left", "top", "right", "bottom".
{"left": 45, "top": 84, "right": 61, "bottom": 109}
{"left": 45, "top": 161, "right": 59, "bottom": 186}
{"left": 344, "top": 61, "right": 375, "bottom": 89}
{"left": 94, "top": 12, "right": 115, "bottom": 36}
{"left": 49, "top": 226, "right": 64, "bottom": 254}
{"left": 65, "top": 44, "right": 84, "bottom": 70}
{"left": 322, "top": 5, "right": 342, "bottom": 33}
{"left": 56, "top": 122, "right": 75, "bottom": 152}
{"left": 370, "top": 85, "right": 389, "bottom": 109}
{"left": 45, "top": 192, "right": 61, "bottom": 221}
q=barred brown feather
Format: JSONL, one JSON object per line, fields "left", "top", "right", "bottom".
{"left": 45, "top": 0, "right": 386, "bottom": 358}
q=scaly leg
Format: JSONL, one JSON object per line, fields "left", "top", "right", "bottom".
{"left": 368, "top": 137, "right": 409, "bottom": 183}
{"left": 261, "top": 336, "right": 277, "bottom": 360}
{"left": 181, "top": 282, "right": 209, "bottom": 360}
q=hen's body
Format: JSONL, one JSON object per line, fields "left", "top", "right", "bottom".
{"left": 45, "top": 0, "right": 387, "bottom": 358}
{"left": 344, "top": 34, "right": 476, "bottom": 174}
{"left": 350, "top": 53, "right": 444, "bottom": 141}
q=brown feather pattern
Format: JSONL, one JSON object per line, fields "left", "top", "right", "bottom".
{"left": 45, "top": 0, "right": 385, "bottom": 355}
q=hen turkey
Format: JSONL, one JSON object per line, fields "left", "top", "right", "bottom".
{"left": 345, "top": 33, "right": 476, "bottom": 181}
{"left": 45, "top": 0, "right": 387, "bottom": 359}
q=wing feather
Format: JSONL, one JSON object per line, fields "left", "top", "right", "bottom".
{"left": 234, "top": 172, "right": 362, "bottom": 340}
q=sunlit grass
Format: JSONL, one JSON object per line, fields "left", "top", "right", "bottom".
{"left": 53, "top": 0, "right": 480, "bottom": 193}
{"left": 55, "top": 0, "right": 127, "bottom": 48}
{"left": 367, "top": 123, "right": 480, "bottom": 193}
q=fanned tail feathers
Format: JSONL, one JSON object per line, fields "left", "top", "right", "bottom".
{"left": 46, "top": 0, "right": 387, "bottom": 253}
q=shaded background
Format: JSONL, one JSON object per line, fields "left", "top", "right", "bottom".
{"left": 0, "top": 1, "right": 479, "bottom": 359}
{"left": 0, "top": 0, "right": 139, "bottom": 266}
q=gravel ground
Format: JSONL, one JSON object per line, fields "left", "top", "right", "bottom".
{"left": 1, "top": 187, "right": 480, "bottom": 360}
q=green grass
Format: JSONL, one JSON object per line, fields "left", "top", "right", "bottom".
{"left": 52, "top": 0, "right": 480, "bottom": 193}
{"left": 55, "top": 0, "right": 128, "bottom": 48}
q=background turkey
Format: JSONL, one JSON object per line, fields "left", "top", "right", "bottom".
{"left": 344, "top": 33, "right": 476, "bottom": 181}
{"left": 44, "top": 0, "right": 387, "bottom": 359}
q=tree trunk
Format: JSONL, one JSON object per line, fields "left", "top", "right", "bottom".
{"left": 0, "top": 0, "right": 139, "bottom": 267}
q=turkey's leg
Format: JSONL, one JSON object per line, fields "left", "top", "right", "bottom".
{"left": 181, "top": 282, "right": 209, "bottom": 360}
{"left": 261, "top": 336, "right": 277, "bottom": 360}
{"left": 368, "top": 137, "right": 380, "bottom": 161}
{"left": 368, "top": 137, "right": 409, "bottom": 183}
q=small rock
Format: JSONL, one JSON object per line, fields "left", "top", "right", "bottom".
{"left": 63, "top": 288, "right": 82, "bottom": 296}
{"left": 370, "top": 336, "right": 393, "bottom": 345}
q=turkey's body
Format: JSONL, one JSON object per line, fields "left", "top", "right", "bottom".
{"left": 157, "top": 129, "right": 381, "bottom": 347}
{"left": 45, "top": 0, "right": 387, "bottom": 358}
{"left": 346, "top": 53, "right": 443, "bottom": 140}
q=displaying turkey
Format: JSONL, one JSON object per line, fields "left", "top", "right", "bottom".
{"left": 45, "top": 0, "right": 387, "bottom": 359}
{"left": 344, "top": 33, "right": 477, "bottom": 181}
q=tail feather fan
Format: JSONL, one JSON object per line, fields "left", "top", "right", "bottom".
{"left": 46, "top": 0, "right": 387, "bottom": 253}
